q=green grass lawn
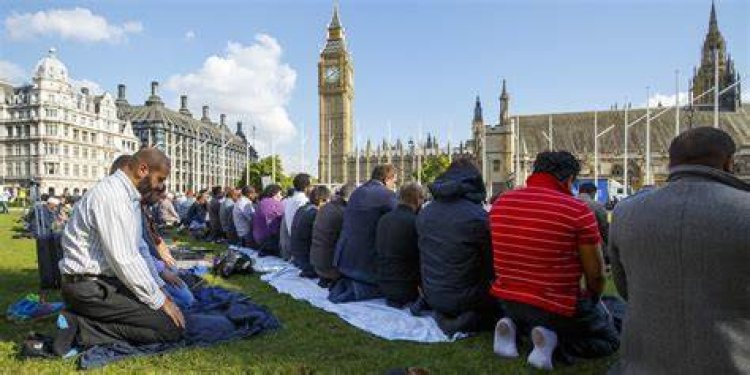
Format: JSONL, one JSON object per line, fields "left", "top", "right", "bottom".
{"left": 0, "top": 211, "right": 617, "bottom": 374}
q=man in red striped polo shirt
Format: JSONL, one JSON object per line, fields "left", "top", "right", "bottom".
{"left": 489, "top": 151, "right": 619, "bottom": 370}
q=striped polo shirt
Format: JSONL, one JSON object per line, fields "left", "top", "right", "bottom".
{"left": 489, "top": 173, "right": 601, "bottom": 317}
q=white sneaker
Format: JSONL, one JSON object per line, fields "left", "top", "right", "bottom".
{"left": 493, "top": 317, "right": 519, "bottom": 358}
{"left": 528, "top": 326, "right": 558, "bottom": 370}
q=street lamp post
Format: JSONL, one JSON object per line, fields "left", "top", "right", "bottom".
{"left": 593, "top": 110, "right": 615, "bottom": 202}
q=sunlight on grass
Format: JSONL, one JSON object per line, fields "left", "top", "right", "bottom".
{"left": 0, "top": 210, "right": 617, "bottom": 373}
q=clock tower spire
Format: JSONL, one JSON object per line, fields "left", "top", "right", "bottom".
{"left": 319, "top": 3, "right": 354, "bottom": 184}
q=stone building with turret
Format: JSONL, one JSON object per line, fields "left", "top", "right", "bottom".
{"left": 116, "top": 82, "right": 257, "bottom": 193}
{"left": 0, "top": 49, "right": 138, "bottom": 196}
{"left": 473, "top": 2, "right": 748, "bottom": 194}
{"left": 319, "top": 2, "right": 747, "bottom": 192}
{"left": 317, "top": 6, "right": 468, "bottom": 185}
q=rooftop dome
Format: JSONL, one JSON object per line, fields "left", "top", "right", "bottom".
{"left": 34, "top": 48, "right": 69, "bottom": 81}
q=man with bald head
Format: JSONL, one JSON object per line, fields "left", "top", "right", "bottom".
{"left": 609, "top": 127, "right": 750, "bottom": 374}
{"left": 54, "top": 147, "right": 184, "bottom": 357}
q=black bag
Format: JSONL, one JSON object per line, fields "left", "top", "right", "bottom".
{"left": 213, "top": 248, "right": 254, "bottom": 278}
{"left": 36, "top": 233, "right": 63, "bottom": 290}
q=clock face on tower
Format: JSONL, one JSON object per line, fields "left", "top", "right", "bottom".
{"left": 325, "top": 66, "right": 341, "bottom": 83}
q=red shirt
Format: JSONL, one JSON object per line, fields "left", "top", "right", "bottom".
{"left": 489, "top": 173, "right": 601, "bottom": 317}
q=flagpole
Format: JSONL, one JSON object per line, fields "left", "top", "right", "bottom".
{"left": 674, "top": 69, "right": 680, "bottom": 137}
{"left": 646, "top": 86, "right": 652, "bottom": 186}
{"left": 594, "top": 111, "right": 598, "bottom": 191}
{"left": 713, "top": 48, "right": 720, "bottom": 128}
{"left": 623, "top": 100, "right": 629, "bottom": 195}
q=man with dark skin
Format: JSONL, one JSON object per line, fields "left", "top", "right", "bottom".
{"left": 55, "top": 148, "right": 184, "bottom": 357}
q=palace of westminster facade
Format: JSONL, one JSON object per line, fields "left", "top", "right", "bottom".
{"left": 318, "top": 3, "right": 748, "bottom": 193}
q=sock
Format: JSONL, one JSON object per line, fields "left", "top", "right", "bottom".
{"left": 493, "top": 318, "right": 519, "bottom": 358}
{"left": 528, "top": 326, "right": 558, "bottom": 371}
{"left": 53, "top": 311, "right": 79, "bottom": 357}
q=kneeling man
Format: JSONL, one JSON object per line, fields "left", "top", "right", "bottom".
{"left": 55, "top": 148, "right": 184, "bottom": 356}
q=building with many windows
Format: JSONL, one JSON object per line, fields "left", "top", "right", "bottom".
{"left": 116, "top": 81, "right": 256, "bottom": 193}
{"left": 0, "top": 49, "right": 138, "bottom": 196}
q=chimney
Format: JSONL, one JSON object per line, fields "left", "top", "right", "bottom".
{"left": 180, "top": 95, "right": 188, "bottom": 110}
{"left": 220, "top": 114, "right": 226, "bottom": 127}
{"left": 201, "top": 105, "right": 210, "bottom": 122}
{"left": 117, "top": 84, "right": 126, "bottom": 100}
{"left": 151, "top": 81, "right": 159, "bottom": 96}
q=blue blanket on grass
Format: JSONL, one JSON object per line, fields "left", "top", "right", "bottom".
{"left": 78, "top": 286, "right": 281, "bottom": 370}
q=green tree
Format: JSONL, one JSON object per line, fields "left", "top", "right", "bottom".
{"left": 413, "top": 154, "right": 451, "bottom": 184}
{"left": 238, "top": 155, "right": 293, "bottom": 191}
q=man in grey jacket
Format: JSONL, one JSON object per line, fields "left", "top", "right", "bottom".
{"left": 609, "top": 127, "right": 750, "bottom": 375}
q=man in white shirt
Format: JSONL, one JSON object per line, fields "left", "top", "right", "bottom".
{"left": 233, "top": 186, "right": 258, "bottom": 247}
{"left": 0, "top": 189, "right": 9, "bottom": 214}
{"left": 281, "top": 174, "right": 312, "bottom": 259}
{"left": 54, "top": 149, "right": 184, "bottom": 356}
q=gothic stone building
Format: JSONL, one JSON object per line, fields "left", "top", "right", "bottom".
{"left": 116, "top": 82, "right": 256, "bottom": 193}
{"left": 0, "top": 49, "right": 138, "bottom": 196}
{"left": 318, "top": 6, "right": 468, "bottom": 185}
{"left": 319, "top": 3, "right": 748, "bottom": 191}
{"left": 475, "top": 2, "right": 747, "bottom": 192}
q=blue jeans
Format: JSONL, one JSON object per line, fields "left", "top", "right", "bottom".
{"left": 165, "top": 282, "right": 194, "bottom": 310}
{"left": 0, "top": 201, "right": 8, "bottom": 213}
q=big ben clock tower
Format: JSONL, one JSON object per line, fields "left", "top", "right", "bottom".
{"left": 319, "top": 5, "right": 354, "bottom": 184}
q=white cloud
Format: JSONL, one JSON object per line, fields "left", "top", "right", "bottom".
{"left": 0, "top": 60, "right": 26, "bottom": 85}
{"left": 647, "top": 92, "right": 690, "bottom": 107}
{"left": 185, "top": 30, "right": 196, "bottom": 41}
{"left": 743, "top": 89, "right": 749, "bottom": 103}
{"left": 70, "top": 78, "right": 103, "bottom": 95}
{"left": 166, "top": 33, "right": 298, "bottom": 150}
{"left": 4, "top": 7, "right": 142, "bottom": 43}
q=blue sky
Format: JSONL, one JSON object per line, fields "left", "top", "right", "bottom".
{"left": 1, "top": 0, "right": 748, "bottom": 173}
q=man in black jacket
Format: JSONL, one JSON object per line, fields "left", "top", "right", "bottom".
{"left": 290, "top": 186, "right": 331, "bottom": 278}
{"left": 376, "top": 182, "right": 425, "bottom": 308}
{"left": 417, "top": 158, "right": 496, "bottom": 335}
{"left": 311, "top": 183, "right": 356, "bottom": 287}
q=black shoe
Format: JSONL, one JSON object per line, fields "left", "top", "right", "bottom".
{"left": 436, "top": 310, "right": 478, "bottom": 336}
{"left": 299, "top": 269, "right": 318, "bottom": 279}
{"left": 52, "top": 311, "right": 79, "bottom": 357}
{"left": 317, "top": 278, "right": 334, "bottom": 289}
{"left": 409, "top": 296, "right": 432, "bottom": 317}
{"left": 21, "top": 332, "right": 55, "bottom": 359}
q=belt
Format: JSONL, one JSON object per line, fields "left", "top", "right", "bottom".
{"left": 62, "top": 274, "right": 110, "bottom": 284}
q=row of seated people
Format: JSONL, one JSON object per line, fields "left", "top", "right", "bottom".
{"left": 229, "top": 127, "right": 749, "bottom": 372}
{"left": 43, "top": 127, "right": 747, "bottom": 373}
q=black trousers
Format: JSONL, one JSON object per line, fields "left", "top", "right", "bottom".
{"left": 61, "top": 277, "right": 183, "bottom": 347}
{"left": 502, "top": 298, "right": 620, "bottom": 362}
